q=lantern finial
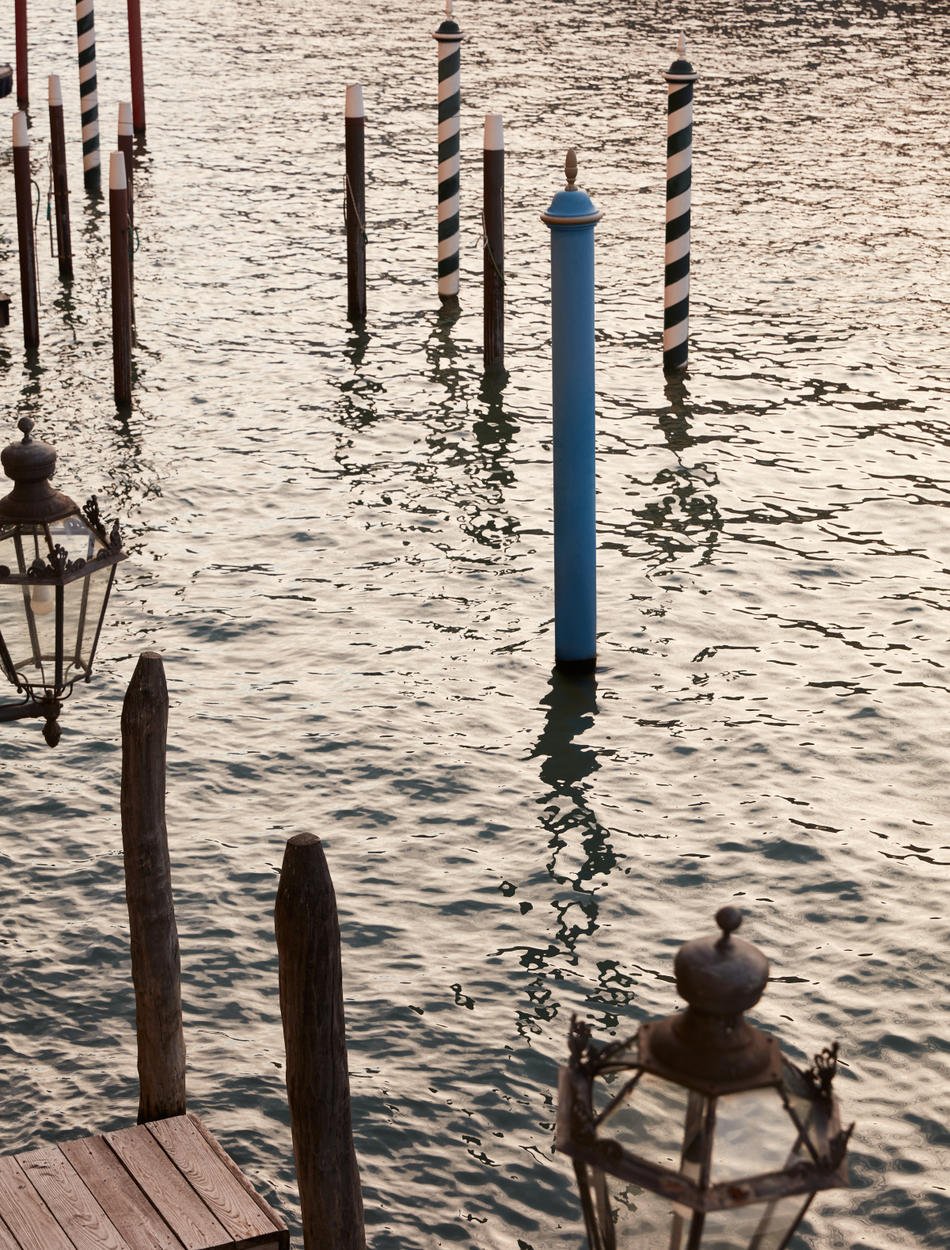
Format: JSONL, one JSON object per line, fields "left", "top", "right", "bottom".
{"left": 17, "top": 416, "right": 34, "bottom": 442}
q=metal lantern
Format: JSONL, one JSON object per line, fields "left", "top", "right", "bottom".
{"left": 0, "top": 417, "right": 126, "bottom": 746}
{"left": 557, "top": 907, "right": 853, "bottom": 1250}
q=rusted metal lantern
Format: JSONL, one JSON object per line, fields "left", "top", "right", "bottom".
{"left": 0, "top": 417, "right": 126, "bottom": 746}
{"left": 557, "top": 907, "right": 853, "bottom": 1250}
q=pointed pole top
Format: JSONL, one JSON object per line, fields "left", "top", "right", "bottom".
{"left": 565, "top": 148, "right": 578, "bottom": 190}
{"left": 445, "top": 0, "right": 453, "bottom": 16}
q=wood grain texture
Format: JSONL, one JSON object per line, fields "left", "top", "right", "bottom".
{"left": 147, "top": 1118, "right": 279, "bottom": 1245}
{"left": 105, "top": 1127, "right": 229, "bottom": 1250}
{"left": 18, "top": 1146, "right": 129, "bottom": 1250}
{"left": 0, "top": 1155, "right": 75, "bottom": 1250}
{"left": 275, "top": 833, "right": 366, "bottom": 1250}
{"left": 186, "top": 1116, "right": 288, "bottom": 1247}
{"left": 121, "top": 652, "right": 187, "bottom": 1123}
{"left": 60, "top": 1135, "right": 183, "bottom": 1250}
{"left": 0, "top": 1210, "right": 23, "bottom": 1250}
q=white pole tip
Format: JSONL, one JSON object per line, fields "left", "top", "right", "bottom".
{"left": 345, "top": 83, "right": 364, "bottom": 118}
{"left": 109, "top": 150, "right": 127, "bottom": 191}
{"left": 678, "top": 33, "right": 687, "bottom": 57}
{"left": 118, "top": 101, "right": 133, "bottom": 134}
{"left": 445, "top": 0, "right": 453, "bottom": 17}
{"left": 48, "top": 75, "right": 63, "bottom": 107}
{"left": 484, "top": 113, "right": 504, "bottom": 151}
{"left": 12, "top": 111, "right": 28, "bottom": 148}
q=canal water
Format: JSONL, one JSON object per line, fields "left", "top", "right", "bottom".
{"left": 0, "top": 1, "right": 947, "bottom": 1246}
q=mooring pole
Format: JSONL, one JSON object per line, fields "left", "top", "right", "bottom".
{"left": 275, "top": 833, "right": 366, "bottom": 1250}
{"left": 541, "top": 149, "right": 602, "bottom": 674}
{"left": 662, "top": 33, "right": 698, "bottom": 373}
{"left": 121, "top": 652, "right": 187, "bottom": 1124}
{"left": 110, "top": 151, "right": 132, "bottom": 405}
{"left": 49, "top": 76, "right": 73, "bottom": 282}
{"left": 344, "top": 84, "right": 367, "bottom": 324}
{"left": 12, "top": 111, "right": 39, "bottom": 351}
{"left": 483, "top": 112, "right": 504, "bottom": 373}
{"left": 118, "top": 101, "right": 135, "bottom": 323}
{"left": 433, "top": 0, "right": 462, "bottom": 308}
{"left": 127, "top": 0, "right": 146, "bottom": 135}
{"left": 15, "top": 0, "right": 28, "bottom": 109}
{"left": 75, "top": 0, "right": 101, "bottom": 191}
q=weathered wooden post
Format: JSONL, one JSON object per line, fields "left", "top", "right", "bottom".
{"left": 344, "top": 84, "right": 366, "bottom": 323}
{"left": 275, "top": 833, "right": 366, "bottom": 1250}
{"left": 127, "top": 0, "right": 146, "bottom": 135}
{"left": 541, "top": 149, "right": 602, "bottom": 674}
{"left": 12, "top": 111, "right": 39, "bottom": 351}
{"left": 121, "top": 651, "right": 187, "bottom": 1124}
{"left": 118, "top": 101, "right": 135, "bottom": 323}
{"left": 433, "top": 0, "right": 463, "bottom": 307}
{"left": 75, "top": 0, "right": 101, "bottom": 191}
{"left": 110, "top": 151, "right": 133, "bottom": 405}
{"left": 49, "top": 75, "right": 74, "bottom": 282}
{"left": 15, "top": 0, "right": 28, "bottom": 109}
{"left": 662, "top": 33, "right": 698, "bottom": 372}
{"left": 483, "top": 112, "right": 505, "bottom": 372}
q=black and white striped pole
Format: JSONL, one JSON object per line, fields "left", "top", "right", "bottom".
{"left": 662, "top": 34, "right": 698, "bottom": 373}
{"left": 75, "top": 0, "right": 101, "bottom": 191}
{"left": 433, "top": 1, "right": 462, "bottom": 308}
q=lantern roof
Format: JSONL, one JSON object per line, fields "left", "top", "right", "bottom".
{"left": 0, "top": 417, "right": 78, "bottom": 523}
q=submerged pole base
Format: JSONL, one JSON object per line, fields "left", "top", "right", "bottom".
{"left": 555, "top": 654, "right": 596, "bottom": 676}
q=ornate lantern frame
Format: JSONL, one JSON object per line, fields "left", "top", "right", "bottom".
{"left": 556, "top": 908, "right": 853, "bottom": 1250}
{"left": 0, "top": 418, "right": 126, "bottom": 745}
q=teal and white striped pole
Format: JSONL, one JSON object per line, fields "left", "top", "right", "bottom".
{"left": 433, "top": 1, "right": 462, "bottom": 306}
{"left": 75, "top": 0, "right": 101, "bottom": 190}
{"left": 541, "top": 150, "right": 602, "bottom": 674}
{"left": 663, "top": 34, "right": 698, "bottom": 372}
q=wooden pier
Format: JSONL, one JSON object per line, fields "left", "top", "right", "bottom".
{"left": 0, "top": 1113, "right": 288, "bottom": 1250}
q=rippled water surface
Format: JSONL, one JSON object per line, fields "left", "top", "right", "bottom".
{"left": 1, "top": 1, "right": 948, "bottom": 1247}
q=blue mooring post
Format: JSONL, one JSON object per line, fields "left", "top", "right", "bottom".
{"left": 541, "top": 149, "right": 602, "bottom": 674}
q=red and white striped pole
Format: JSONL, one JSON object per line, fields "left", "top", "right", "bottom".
{"left": 127, "top": 0, "right": 146, "bottom": 135}
{"left": 15, "top": 0, "right": 28, "bottom": 109}
{"left": 12, "top": 111, "right": 39, "bottom": 350}
{"left": 110, "top": 152, "right": 132, "bottom": 404}
{"left": 118, "top": 101, "right": 135, "bottom": 324}
{"left": 49, "top": 75, "right": 74, "bottom": 282}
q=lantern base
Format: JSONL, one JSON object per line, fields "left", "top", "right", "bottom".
{"left": 0, "top": 695, "right": 62, "bottom": 745}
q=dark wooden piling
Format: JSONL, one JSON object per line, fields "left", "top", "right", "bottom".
{"left": 275, "top": 833, "right": 366, "bottom": 1250}
{"left": 118, "top": 102, "right": 135, "bottom": 324}
{"left": 110, "top": 151, "right": 133, "bottom": 404}
{"left": 344, "top": 84, "right": 366, "bottom": 323}
{"left": 127, "top": 0, "right": 146, "bottom": 135}
{"left": 12, "top": 111, "right": 39, "bottom": 351}
{"left": 483, "top": 112, "right": 505, "bottom": 372}
{"left": 49, "top": 76, "right": 74, "bottom": 282}
{"left": 121, "top": 651, "right": 187, "bottom": 1124}
{"left": 15, "top": 0, "right": 28, "bottom": 108}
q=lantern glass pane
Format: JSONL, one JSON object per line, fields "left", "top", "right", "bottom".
{"left": 780, "top": 1058, "right": 835, "bottom": 1164}
{"left": 698, "top": 1193, "right": 811, "bottom": 1250}
{"left": 600, "top": 1171, "right": 683, "bottom": 1249}
{"left": 711, "top": 1086, "right": 803, "bottom": 1182}
{"left": 0, "top": 524, "right": 57, "bottom": 692}
{"left": 62, "top": 561, "right": 113, "bottom": 681}
{"left": 602, "top": 1071, "right": 694, "bottom": 1174}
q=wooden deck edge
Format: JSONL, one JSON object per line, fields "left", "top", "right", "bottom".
{"left": 185, "top": 1114, "right": 290, "bottom": 1249}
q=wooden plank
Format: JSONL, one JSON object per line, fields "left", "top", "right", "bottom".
{"left": 0, "top": 1211, "right": 22, "bottom": 1250}
{"left": 146, "top": 1119, "right": 279, "bottom": 1247}
{"left": 60, "top": 1136, "right": 184, "bottom": 1250}
{"left": 183, "top": 1118, "right": 288, "bottom": 1250}
{"left": 0, "top": 1155, "right": 75, "bottom": 1250}
{"left": 105, "top": 1127, "right": 231, "bottom": 1250}
{"left": 18, "top": 1146, "right": 130, "bottom": 1250}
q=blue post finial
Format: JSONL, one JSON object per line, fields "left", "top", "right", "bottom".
{"left": 540, "top": 153, "right": 602, "bottom": 674}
